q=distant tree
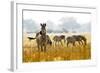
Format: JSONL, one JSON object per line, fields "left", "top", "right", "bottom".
{"left": 72, "top": 31, "right": 76, "bottom": 33}
{"left": 62, "top": 28, "right": 69, "bottom": 33}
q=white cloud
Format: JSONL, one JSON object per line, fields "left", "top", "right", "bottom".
{"left": 23, "top": 11, "right": 91, "bottom": 33}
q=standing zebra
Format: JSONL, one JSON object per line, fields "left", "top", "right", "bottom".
{"left": 36, "top": 23, "right": 47, "bottom": 52}
{"left": 27, "top": 23, "right": 52, "bottom": 52}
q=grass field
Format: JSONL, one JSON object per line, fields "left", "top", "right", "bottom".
{"left": 22, "top": 32, "right": 91, "bottom": 62}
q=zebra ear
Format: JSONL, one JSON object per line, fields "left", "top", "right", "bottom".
{"left": 40, "top": 23, "right": 42, "bottom": 26}
{"left": 44, "top": 23, "right": 46, "bottom": 26}
{"left": 40, "top": 31, "right": 42, "bottom": 35}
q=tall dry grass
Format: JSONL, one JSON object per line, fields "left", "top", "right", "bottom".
{"left": 23, "top": 32, "right": 91, "bottom": 62}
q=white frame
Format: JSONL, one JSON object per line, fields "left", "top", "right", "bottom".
{"left": 11, "top": 1, "right": 97, "bottom": 72}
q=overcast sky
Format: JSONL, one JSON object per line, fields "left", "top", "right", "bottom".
{"left": 23, "top": 10, "right": 91, "bottom": 33}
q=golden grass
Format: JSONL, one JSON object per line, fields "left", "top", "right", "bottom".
{"left": 22, "top": 32, "right": 91, "bottom": 62}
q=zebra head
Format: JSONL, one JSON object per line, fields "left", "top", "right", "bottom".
{"left": 40, "top": 23, "right": 46, "bottom": 35}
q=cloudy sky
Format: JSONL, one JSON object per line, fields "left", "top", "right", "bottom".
{"left": 23, "top": 10, "right": 91, "bottom": 33}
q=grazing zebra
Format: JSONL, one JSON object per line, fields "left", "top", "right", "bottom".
{"left": 53, "top": 36, "right": 62, "bottom": 46}
{"left": 53, "top": 35, "right": 65, "bottom": 46}
{"left": 76, "top": 35, "right": 87, "bottom": 45}
{"left": 72, "top": 35, "right": 83, "bottom": 45}
{"left": 66, "top": 35, "right": 87, "bottom": 47}
{"left": 60, "top": 35, "right": 66, "bottom": 43}
{"left": 66, "top": 36, "right": 76, "bottom": 47}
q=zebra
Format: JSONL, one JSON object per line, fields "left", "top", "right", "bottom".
{"left": 66, "top": 35, "right": 87, "bottom": 47}
{"left": 53, "top": 35, "right": 65, "bottom": 46}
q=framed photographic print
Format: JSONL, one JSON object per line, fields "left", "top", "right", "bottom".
{"left": 11, "top": 1, "right": 97, "bottom": 71}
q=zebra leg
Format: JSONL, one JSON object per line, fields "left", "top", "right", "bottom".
{"left": 67, "top": 42, "right": 69, "bottom": 47}
{"left": 78, "top": 41, "right": 82, "bottom": 45}
{"left": 80, "top": 41, "right": 83, "bottom": 45}
{"left": 53, "top": 42, "right": 55, "bottom": 47}
{"left": 54, "top": 42, "right": 55, "bottom": 46}
{"left": 64, "top": 39, "right": 66, "bottom": 44}
{"left": 41, "top": 45, "right": 43, "bottom": 52}
{"left": 60, "top": 41, "right": 63, "bottom": 46}
{"left": 84, "top": 40, "right": 87, "bottom": 46}
{"left": 53, "top": 42, "right": 55, "bottom": 48}
{"left": 44, "top": 45, "right": 46, "bottom": 52}
{"left": 84, "top": 40, "right": 87, "bottom": 45}
{"left": 55, "top": 42, "right": 57, "bottom": 46}
{"left": 79, "top": 40, "right": 82, "bottom": 45}
{"left": 73, "top": 42, "right": 75, "bottom": 46}
{"left": 55, "top": 42, "right": 58, "bottom": 48}
{"left": 37, "top": 42, "right": 41, "bottom": 52}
